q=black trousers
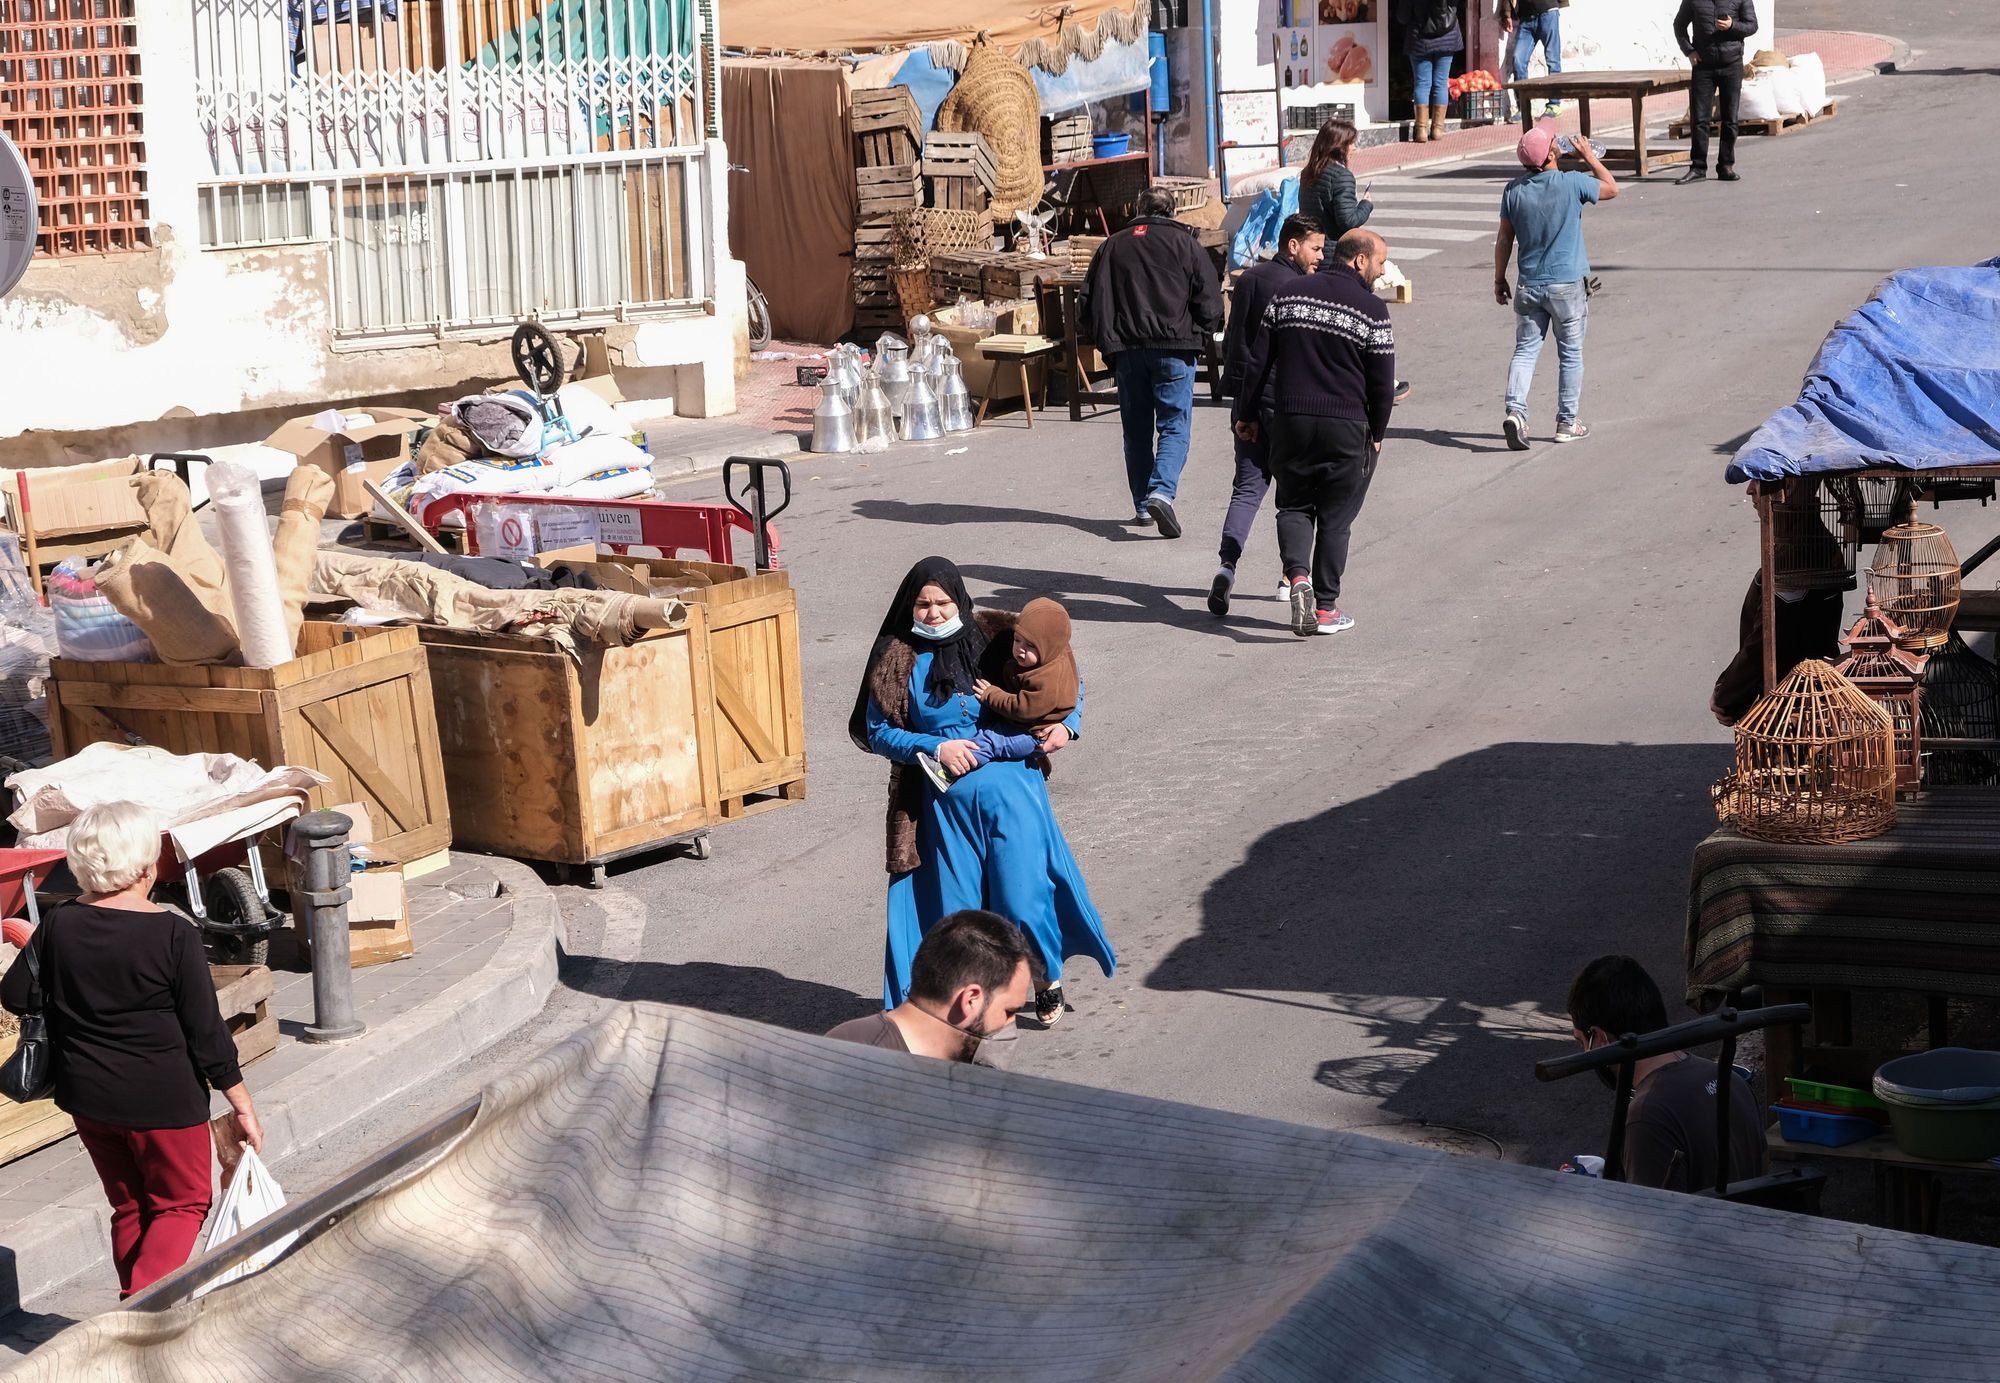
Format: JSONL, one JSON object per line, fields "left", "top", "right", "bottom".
{"left": 1689, "top": 63, "right": 1743, "bottom": 173}
{"left": 1268, "top": 414, "right": 1376, "bottom": 609}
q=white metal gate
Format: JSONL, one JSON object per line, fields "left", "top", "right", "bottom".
{"left": 192, "top": 0, "right": 719, "bottom": 343}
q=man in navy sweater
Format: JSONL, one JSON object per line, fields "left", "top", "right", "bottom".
{"left": 1233, "top": 228, "right": 1396, "bottom": 638}
{"left": 1210, "top": 212, "right": 1325, "bottom": 617}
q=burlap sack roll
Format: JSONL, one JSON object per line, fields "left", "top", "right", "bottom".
{"left": 273, "top": 464, "right": 334, "bottom": 645}
{"left": 95, "top": 541, "right": 241, "bottom": 665}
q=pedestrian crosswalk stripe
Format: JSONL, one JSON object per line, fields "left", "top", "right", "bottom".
{"left": 1362, "top": 208, "right": 1502, "bottom": 223}
{"left": 1364, "top": 225, "right": 1489, "bottom": 242}
{"left": 1386, "top": 246, "right": 1440, "bottom": 260}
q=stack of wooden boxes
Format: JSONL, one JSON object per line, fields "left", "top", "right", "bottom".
{"left": 851, "top": 86, "right": 922, "bottom": 331}
{"left": 1042, "top": 113, "right": 1091, "bottom": 166}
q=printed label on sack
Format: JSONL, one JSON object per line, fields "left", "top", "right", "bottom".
{"left": 595, "top": 506, "right": 645, "bottom": 545}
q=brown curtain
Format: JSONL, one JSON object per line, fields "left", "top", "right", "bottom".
{"left": 723, "top": 60, "right": 857, "bottom": 345}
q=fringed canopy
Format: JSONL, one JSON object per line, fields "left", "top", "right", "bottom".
{"left": 719, "top": 0, "right": 1148, "bottom": 75}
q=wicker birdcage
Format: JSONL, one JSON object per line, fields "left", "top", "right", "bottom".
{"left": 1839, "top": 476, "right": 1918, "bottom": 544}
{"left": 1920, "top": 632, "right": 2000, "bottom": 786}
{"left": 1866, "top": 519, "right": 1961, "bottom": 651}
{"left": 1835, "top": 595, "right": 1927, "bottom": 796}
{"left": 1713, "top": 659, "right": 1898, "bottom": 844}
{"left": 1770, "top": 477, "right": 1857, "bottom": 592}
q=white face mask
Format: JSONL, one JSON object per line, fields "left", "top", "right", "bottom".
{"left": 910, "top": 615, "right": 963, "bottom": 641}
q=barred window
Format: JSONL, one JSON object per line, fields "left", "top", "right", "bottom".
{"left": 0, "top": 0, "right": 150, "bottom": 257}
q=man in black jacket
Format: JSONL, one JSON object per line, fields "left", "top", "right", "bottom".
{"left": 1674, "top": 0, "right": 1759, "bottom": 183}
{"left": 1233, "top": 228, "right": 1396, "bottom": 638}
{"left": 1080, "top": 186, "right": 1225, "bottom": 537}
{"left": 1211, "top": 212, "right": 1324, "bottom": 616}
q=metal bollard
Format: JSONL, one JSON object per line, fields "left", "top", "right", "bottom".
{"left": 292, "top": 810, "right": 366, "bottom": 1043}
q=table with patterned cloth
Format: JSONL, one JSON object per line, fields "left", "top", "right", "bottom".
{"left": 1686, "top": 789, "right": 2000, "bottom": 1010}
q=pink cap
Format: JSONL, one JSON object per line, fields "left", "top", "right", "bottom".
{"left": 1517, "top": 118, "right": 1558, "bottom": 169}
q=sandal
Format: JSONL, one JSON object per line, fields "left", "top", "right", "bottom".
{"left": 1034, "top": 985, "right": 1066, "bottom": 1028}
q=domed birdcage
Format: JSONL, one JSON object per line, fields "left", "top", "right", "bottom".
{"left": 1770, "top": 477, "right": 1856, "bottom": 592}
{"left": 1920, "top": 632, "right": 2000, "bottom": 787}
{"left": 1714, "top": 660, "right": 1897, "bottom": 844}
{"left": 1866, "top": 520, "right": 1961, "bottom": 652}
{"left": 1835, "top": 596, "right": 1927, "bottom": 797}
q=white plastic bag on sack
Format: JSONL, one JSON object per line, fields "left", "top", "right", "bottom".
{"left": 1769, "top": 65, "right": 1806, "bottom": 117}
{"left": 1788, "top": 51, "right": 1828, "bottom": 115}
{"left": 1739, "top": 72, "right": 1782, "bottom": 123}
{"left": 196, "top": 1147, "right": 298, "bottom": 1295}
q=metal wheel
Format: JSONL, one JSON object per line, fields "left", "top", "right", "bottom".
{"left": 202, "top": 867, "right": 270, "bottom": 967}
{"left": 511, "top": 321, "right": 566, "bottom": 394}
{"left": 746, "top": 278, "right": 772, "bottom": 351}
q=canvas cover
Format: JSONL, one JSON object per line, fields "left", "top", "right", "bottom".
{"left": 1727, "top": 257, "right": 2000, "bottom": 484}
{"left": 13, "top": 1003, "right": 2000, "bottom": 1380}
{"left": 719, "top": 0, "right": 1146, "bottom": 74}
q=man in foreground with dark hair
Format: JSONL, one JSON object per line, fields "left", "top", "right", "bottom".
{"left": 1080, "top": 184, "right": 1225, "bottom": 538}
{"left": 827, "top": 910, "right": 1036, "bottom": 1063}
{"left": 1567, "top": 954, "right": 1766, "bottom": 1192}
{"left": 1211, "top": 211, "right": 1325, "bottom": 617}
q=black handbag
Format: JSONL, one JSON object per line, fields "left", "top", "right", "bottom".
{"left": 0, "top": 919, "right": 54, "bottom": 1104}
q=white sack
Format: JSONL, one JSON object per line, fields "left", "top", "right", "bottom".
{"left": 1739, "top": 72, "right": 1782, "bottom": 123}
{"left": 1788, "top": 51, "right": 1828, "bottom": 115}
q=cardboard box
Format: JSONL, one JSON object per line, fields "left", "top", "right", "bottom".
{"left": 265, "top": 407, "right": 431, "bottom": 520}
{"left": 296, "top": 801, "right": 413, "bottom": 967}
{"left": 4, "top": 456, "right": 147, "bottom": 539}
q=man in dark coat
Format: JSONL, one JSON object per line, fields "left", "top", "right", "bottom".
{"left": 1079, "top": 185, "right": 1225, "bottom": 538}
{"left": 1675, "top": 0, "right": 1760, "bottom": 183}
{"left": 1211, "top": 212, "right": 1324, "bottom": 616}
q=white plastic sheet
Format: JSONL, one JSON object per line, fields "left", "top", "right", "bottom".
{"left": 206, "top": 462, "right": 292, "bottom": 668}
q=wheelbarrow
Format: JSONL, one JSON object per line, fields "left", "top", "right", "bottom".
{"left": 150, "top": 796, "right": 305, "bottom": 966}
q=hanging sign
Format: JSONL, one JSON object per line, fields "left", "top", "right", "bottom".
{"left": 0, "top": 133, "right": 37, "bottom": 299}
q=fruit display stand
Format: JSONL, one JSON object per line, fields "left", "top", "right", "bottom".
{"left": 419, "top": 560, "right": 805, "bottom": 885}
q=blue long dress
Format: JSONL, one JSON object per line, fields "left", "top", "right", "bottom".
{"left": 866, "top": 651, "right": 1116, "bottom": 1007}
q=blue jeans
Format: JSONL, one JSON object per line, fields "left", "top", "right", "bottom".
{"left": 1505, "top": 280, "right": 1588, "bottom": 429}
{"left": 969, "top": 726, "right": 1043, "bottom": 768}
{"left": 1410, "top": 54, "right": 1453, "bottom": 107}
{"left": 1512, "top": 10, "right": 1562, "bottom": 80}
{"left": 1112, "top": 349, "right": 1197, "bottom": 509}
{"left": 1218, "top": 423, "right": 1272, "bottom": 567}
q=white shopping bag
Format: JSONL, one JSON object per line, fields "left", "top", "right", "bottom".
{"left": 196, "top": 1148, "right": 299, "bottom": 1296}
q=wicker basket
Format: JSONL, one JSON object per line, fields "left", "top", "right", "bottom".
{"left": 894, "top": 207, "right": 988, "bottom": 263}
{"left": 892, "top": 264, "right": 934, "bottom": 329}
{"left": 1713, "top": 659, "right": 1897, "bottom": 844}
{"left": 936, "top": 41, "right": 1043, "bottom": 219}
{"left": 1154, "top": 175, "right": 1211, "bottom": 214}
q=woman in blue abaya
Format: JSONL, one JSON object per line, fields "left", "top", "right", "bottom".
{"left": 848, "top": 557, "right": 1114, "bottom": 1027}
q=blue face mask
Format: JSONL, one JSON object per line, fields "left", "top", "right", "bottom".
{"left": 910, "top": 615, "right": 963, "bottom": 641}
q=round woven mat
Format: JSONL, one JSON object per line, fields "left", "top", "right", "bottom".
{"left": 936, "top": 42, "right": 1043, "bottom": 220}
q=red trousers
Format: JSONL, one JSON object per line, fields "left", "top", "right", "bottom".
{"left": 73, "top": 1114, "right": 213, "bottom": 1298}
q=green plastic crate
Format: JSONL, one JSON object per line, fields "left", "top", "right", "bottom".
{"left": 1786, "top": 1076, "right": 1886, "bottom": 1112}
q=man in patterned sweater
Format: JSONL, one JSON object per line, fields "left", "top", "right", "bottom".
{"left": 1231, "top": 228, "right": 1397, "bottom": 638}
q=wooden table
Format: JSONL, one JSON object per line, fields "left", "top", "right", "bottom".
{"left": 1045, "top": 249, "right": 1231, "bottom": 424}
{"left": 1767, "top": 1124, "right": 2000, "bottom": 1235}
{"left": 975, "top": 335, "right": 1061, "bottom": 428}
{"left": 1507, "top": 70, "right": 1694, "bottom": 178}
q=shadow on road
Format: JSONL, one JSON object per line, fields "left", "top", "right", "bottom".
{"left": 1146, "top": 741, "right": 1729, "bottom": 1158}
{"left": 958, "top": 563, "right": 1299, "bottom": 645}
{"left": 1386, "top": 424, "right": 1509, "bottom": 455}
{"left": 851, "top": 498, "right": 1143, "bottom": 543}
{"left": 565, "top": 959, "right": 876, "bottom": 1035}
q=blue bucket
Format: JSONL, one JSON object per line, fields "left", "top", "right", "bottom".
{"left": 1091, "top": 133, "right": 1131, "bottom": 158}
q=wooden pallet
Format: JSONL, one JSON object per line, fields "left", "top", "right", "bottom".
{"left": 1667, "top": 95, "right": 1839, "bottom": 139}
{"left": 856, "top": 162, "right": 921, "bottom": 216}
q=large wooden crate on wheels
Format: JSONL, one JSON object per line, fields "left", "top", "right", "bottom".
{"left": 44, "top": 625, "right": 451, "bottom": 864}
{"left": 420, "top": 563, "right": 805, "bottom": 884}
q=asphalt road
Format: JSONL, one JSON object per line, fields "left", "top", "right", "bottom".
{"left": 10, "top": 2, "right": 1998, "bottom": 1340}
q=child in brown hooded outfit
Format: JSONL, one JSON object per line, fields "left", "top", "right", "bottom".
{"left": 916, "top": 597, "right": 1079, "bottom": 791}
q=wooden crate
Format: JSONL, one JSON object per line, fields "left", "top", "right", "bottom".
{"left": 922, "top": 133, "right": 997, "bottom": 189}
{"left": 982, "top": 253, "right": 1048, "bottom": 302}
{"left": 856, "top": 163, "right": 921, "bottom": 216}
{"left": 852, "top": 85, "right": 920, "bottom": 139}
{"left": 1042, "top": 112, "right": 1091, "bottom": 164}
{"left": 854, "top": 305, "right": 904, "bottom": 331}
{"left": 418, "top": 563, "right": 803, "bottom": 869}
{"left": 0, "top": 1098, "right": 72, "bottom": 1166}
{"left": 855, "top": 126, "right": 917, "bottom": 169}
{"left": 930, "top": 179, "right": 992, "bottom": 215}
{"left": 852, "top": 261, "right": 893, "bottom": 306}
{"left": 930, "top": 249, "right": 998, "bottom": 299}
{"left": 854, "top": 215, "right": 899, "bottom": 262}
{"left": 46, "top": 625, "right": 451, "bottom": 864}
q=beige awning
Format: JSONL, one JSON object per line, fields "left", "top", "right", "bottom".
{"left": 718, "top": 0, "right": 1147, "bottom": 73}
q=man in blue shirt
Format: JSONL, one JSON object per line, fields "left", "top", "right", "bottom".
{"left": 1493, "top": 120, "right": 1617, "bottom": 448}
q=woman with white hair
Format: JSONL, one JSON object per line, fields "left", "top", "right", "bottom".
{"left": 1, "top": 800, "right": 263, "bottom": 1298}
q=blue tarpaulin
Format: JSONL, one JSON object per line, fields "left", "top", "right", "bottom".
{"left": 1727, "top": 257, "right": 2000, "bottom": 484}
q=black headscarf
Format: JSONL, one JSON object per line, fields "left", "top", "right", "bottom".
{"left": 848, "top": 556, "right": 991, "bottom": 751}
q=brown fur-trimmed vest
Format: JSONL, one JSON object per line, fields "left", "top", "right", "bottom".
{"left": 869, "top": 609, "right": 1045, "bottom": 875}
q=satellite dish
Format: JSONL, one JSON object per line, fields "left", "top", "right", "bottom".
{"left": 0, "top": 132, "right": 38, "bottom": 300}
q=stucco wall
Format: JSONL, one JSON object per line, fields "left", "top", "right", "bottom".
{"left": 0, "top": 0, "right": 743, "bottom": 466}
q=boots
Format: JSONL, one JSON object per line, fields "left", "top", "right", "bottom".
{"left": 1431, "top": 104, "right": 1451, "bottom": 140}
{"left": 1412, "top": 106, "right": 1431, "bottom": 142}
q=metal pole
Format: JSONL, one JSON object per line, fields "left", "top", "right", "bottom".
{"left": 292, "top": 810, "right": 366, "bottom": 1043}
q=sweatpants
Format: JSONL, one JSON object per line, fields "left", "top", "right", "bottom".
{"left": 1269, "top": 414, "right": 1377, "bottom": 611}
{"left": 1218, "top": 424, "right": 1273, "bottom": 568}
{"left": 74, "top": 1114, "right": 214, "bottom": 1297}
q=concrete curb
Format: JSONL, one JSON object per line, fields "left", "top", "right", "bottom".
{"left": 3, "top": 856, "right": 561, "bottom": 1310}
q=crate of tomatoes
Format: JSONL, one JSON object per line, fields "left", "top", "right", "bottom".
{"left": 1449, "top": 70, "right": 1509, "bottom": 126}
